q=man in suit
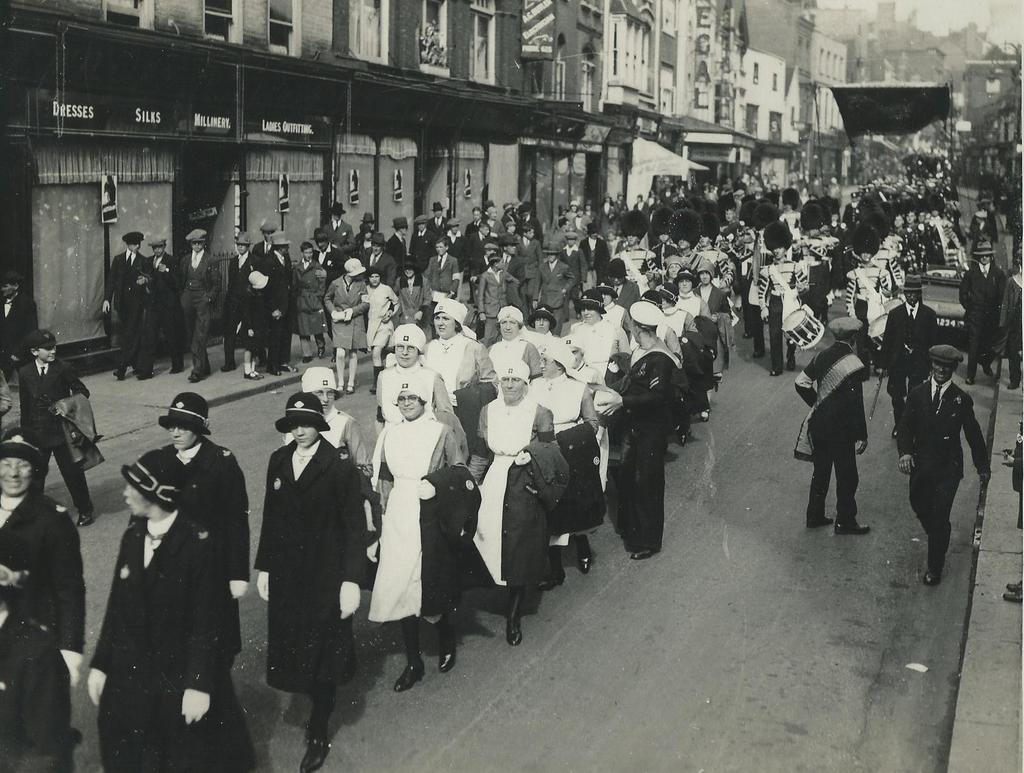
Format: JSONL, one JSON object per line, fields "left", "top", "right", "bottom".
{"left": 794, "top": 317, "right": 871, "bottom": 534}
{"left": 408, "top": 215, "right": 435, "bottom": 273}
{"left": 475, "top": 242, "right": 511, "bottom": 344}
{"left": 222, "top": 232, "right": 257, "bottom": 373}
{"left": 518, "top": 204, "right": 543, "bottom": 243}
{"left": 16, "top": 330, "right": 95, "bottom": 526}
{"left": 535, "top": 245, "right": 576, "bottom": 333}
{"left": 879, "top": 274, "right": 938, "bottom": 434}
{"left": 264, "top": 233, "right": 297, "bottom": 376}
{"left": 464, "top": 218, "right": 490, "bottom": 280}
{"left": 426, "top": 202, "right": 447, "bottom": 242}
{"left": 0, "top": 271, "right": 38, "bottom": 379}
{"left": 179, "top": 229, "right": 220, "bottom": 384}
{"left": 897, "top": 345, "right": 990, "bottom": 585}
{"left": 464, "top": 206, "right": 484, "bottom": 238}
{"left": 444, "top": 218, "right": 465, "bottom": 266}
{"left": 387, "top": 217, "right": 409, "bottom": 268}
{"left": 580, "top": 222, "right": 611, "bottom": 286}
{"left": 360, "top": 232, "right": 398, "bottom": 288}
{"left": 423, "top": 236, "right": 461, "bottom": 314}
{"left": 251, "top": 221, "right": 279, "bottom": 265}
{"left": 517, "top": 223, "right": 543, "bottom": 302}
{"left": 561, "top": 230, "right": 588, "bottom": 321}
{"left": 313, "top": 228, "right": 345, "bottom": 288}
{"left": 103, "top": 231, "right": 150, "bottom": 380}
{"left": 499, "top": 233, "right": 529, "bottom": 314}
{"left": 141, "top": 237, "right": 184, "bottom": 377}
{"left": 959, "top": 239, "right": 1006, "bottom": 384}
{"left": 324, "top": 203, "right": 355, "bottom": 255}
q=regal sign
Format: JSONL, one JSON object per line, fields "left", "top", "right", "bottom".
{"left": 522, "top": 0, "right": 555, "bottom": 57}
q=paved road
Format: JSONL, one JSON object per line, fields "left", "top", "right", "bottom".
{"left": 49, "top": 328, "right": 997, "bottom": 772}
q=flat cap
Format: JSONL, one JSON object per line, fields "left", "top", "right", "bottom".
{"left": 259, "top": 220, "right": 278, "bottom": 233}
{"left": 148, "top": 236, "right": 167, "bottom": 247}
{"left": 234, "top": 232, "right": 252, "bottom": 246}
{"left": 828, "top": 316, "right": 861, "bottom": 341}
{"left": 122, "top": 231, "right": 144, "bottom": 244}
{"left": 23, "top": 329, "right": 57, "bottom": 350}
{"left": 929, "top": 344, "right": 963, "bottom": 365}
{"left": 186, "top": 228, "right": 208, "bottom": 242}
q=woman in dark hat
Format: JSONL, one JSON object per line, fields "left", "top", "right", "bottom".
{"left": 568, "top": 288, "right": 626, "bottom": 378}
{"left": 90, "top": 448, "right": 253, "bottom": 772}
{"left": 294, "top": 240, "right": 329, "bottom": 363}
{"left": 396, "top": 261, "right": 432, "bottom": 332}
{"left": 524, "top": 304, "right": 559, "bottom": 350}
{"left": 255, "top": 392, "right": 368, "bottom": 773}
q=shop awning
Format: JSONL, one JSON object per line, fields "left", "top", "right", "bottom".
{"left": 627, "top": 138, "right": 707, "bottom": 201}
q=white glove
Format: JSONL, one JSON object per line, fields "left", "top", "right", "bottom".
{"left": 339, "top": 581, "right": 360, "bottom": 619}
{"left": 60, "top": 649, "right": 82, "bottom": 687}
{"left": 229, "top": 580, "right": 249, "bottom": 599}
{"left": 366, "top": 540, "right": 379, "bottom": 563}
{"left": 417, "top": 480, "right": 436, "bottom": 499}
{"left": 256, "top": 571, "right": 270, "bottom": 601}
{"left": 87, "top": 668, "right": 106, "bottom": 706}
{"left": 331, "top": 310, "right": 344, "bottom": 322}
{"left": 182, "top": 689, "right": 211, "bottom": 724}
{"left": 101, "top": 300, "right": 111, "bottom": 314}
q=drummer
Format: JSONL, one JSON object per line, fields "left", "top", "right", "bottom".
{"left": 488, "top": 305, "right": 543, "bottom": 377}
{"left": 844, "top": 223, "right": 893, "bottom": 373}
{"left": 757, "top": 221, "right": 808, "bottom": 376}
{"left": 568, "top": 289, "right": 625, "bottom": 377}
{"left": 423, "top": 299, "right": 496, "bottom": 405}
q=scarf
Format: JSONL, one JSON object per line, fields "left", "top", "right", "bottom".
{"left": 794, "top": 352, "right": 864, "bottom": 462}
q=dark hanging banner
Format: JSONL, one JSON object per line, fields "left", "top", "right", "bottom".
{"left": 830, "top": 83, "right": 951, "bottom": 142}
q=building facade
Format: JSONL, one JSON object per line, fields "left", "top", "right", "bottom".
{"left": 741, "top": 47, "right": 799, "bottom": 185}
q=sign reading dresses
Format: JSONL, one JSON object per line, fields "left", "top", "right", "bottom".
{"left": 522, "top": 0, "right": 555, "bottom": 58}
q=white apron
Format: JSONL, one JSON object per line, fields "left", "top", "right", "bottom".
{"left": 425, "top": 334, "right": 471, "bottom": 403}
{"left": 474, "top": 398, "right": 537, "bottom": 585}
{"left": 369, "top": 417, "right": 443, "bottom": 622}
{"left": 489, "top": 337, "right": 529, "bottom": 371}
{"left": 570, "top": 319, "right": 616, "bottom": 376}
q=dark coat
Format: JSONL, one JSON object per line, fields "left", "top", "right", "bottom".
{"left": 17, "top": 360, "right": 89, "bottom": 449}
{"left": 359, "top": 250, "right": 398, "bottom": 289}
{"left": 896, "top": 380, "right": 989, "bottom": 479}
{"left": 224, "top": 255, "right": 257, "bottom": 322}
{"left": 880, "top": 302, "right": 938, "bottom": 379}
{"left": 408, "top": 230, "right": 436, "bottom": 273}
{"left": 146, "top": 254, "right": 183, "bottom": 311}
{"left": 386, "top": 234, "right": 407, "bottom": 268}
{"left": 501, "top": 440, "right": 569, "bottom": 584}
{"left": 581, "top": 236, "right": 611, "bottom": 281}
{"left": 548, "top": 423, "right": 605, "bottom": 535}
{"left": 0, "top": 494, "right": 84, "bottom": 654}
{"left": 91, "top": 516, "right": 226, "bottom": 773}
{"left": 324, "top": 220, "right": 356, "bottom": 253}
{"left": 453, "top": 382, "right": 498, "bottom": 449}
{"left": 796, "top": 342, "right": 868, "bottom": 446}
{"left": 419, "top": 465, "right": 481, "bottom": 617}
{"left": 104, "top": 250, "right": 149, "bottom": 320}
{"left": 261, "top": 251, "right": 294, "bottom": 319}
{"left": 0, "top": 614, "right": 72, "bottom": 772}
{"left": 0, "top": 292, "right": 39, "bottom": 369}
{"left": 536, "top": 258, "right": 575, "bottom": 309}
{"left": 316, "top": 245, "right": 347, "bottom": 287}
{"left": 254, "top": 442, "right": 368, "bottom": 693}
{"left": 167, "top": 439, "right": 250, "bottom": 657}
{"left": 959, "top": 263, "right": 1006, "bottom": 326}
{"left": 619, "top": 349, "right": 677, "bottom": 430}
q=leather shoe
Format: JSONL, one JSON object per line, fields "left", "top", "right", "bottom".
{"left": 505, "top": 617, "right": 522, "bottom": 646}
{"left": 135, "top": 372, "right": 153, "bottom": 380}
{"left": 922, "top": 571, "right": 942, "bottom": 586}
{"left": 965, "top": 377, "right": 975, "bottom": 385}
{"left": 769, "top": 369, "right": 782, "bottom": 377}
{"left": 891, "top": 426, "right": 899, "bottom": 438}
{"left": 834, "top": 522, "right": 870, "bottom": 535}
{"left": 629, "top": 549, "right": 657, "bottom": 560}
{"left": 221, "top": 363, "right": 237, "bottom": 372}
{"left": 187, "top": 373, "right": 203, "bottom": 383}
{"left": 76, "top": 512, "right": 95, "bottom": 528}
{"left": 438, "top": 649, "right": 456, "bottom": 673}
{"left": 393, "top": 662, "right": 424, "bottom": 692}
{"left": 982, "top": 363, "right": 993, "bottom": 377}
{"left": 113, "top": 369, "right": 126, "bottom": 381}
{"left": 805, "top": 516, "right": 834, "bottom": 529}
{"left": 169, "top": 366, "right": 184, "bottom": 374}
{"left": 1008, "top": 381, "right": 1020, "bottom": 390}
{"left": 300, "top": 736, "right": 331, "bottom": 772}
{"left": 577, "top": 555, "right": 592, "bottom": 574}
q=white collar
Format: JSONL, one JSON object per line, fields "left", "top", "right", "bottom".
{"left": 930, "top": 378, "right": 951, "bottom": 397}
{"left": 293, "top": 440, "right": 321, "bottom": 459}
{"left": 905, "top": 302, "right": 918, "bottom": 316}
{"left": 0, "top": 493, "right": 26, "bottom": 512}
{"left": 176, "top": 442, "right": 202, "bottom": 463}
{"left": 147, "top": 511, "right": 179, "bottom": 538}
{"left": 0, "top": 608, "right": 7, "bottom": 629}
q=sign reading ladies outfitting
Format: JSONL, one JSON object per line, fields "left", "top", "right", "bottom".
{"left": 245, "top": 114, "right": 331, "bottom": 145}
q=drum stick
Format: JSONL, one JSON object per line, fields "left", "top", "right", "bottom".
{"left": 868, "top": 374, "right": 884, "bottom": 421}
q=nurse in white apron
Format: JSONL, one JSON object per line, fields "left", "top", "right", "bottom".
{"left": 488, "top": 305, "right": 543, "bottom": 377}
{"left": 423, "top": 299, "right": 495, "bottom": 406}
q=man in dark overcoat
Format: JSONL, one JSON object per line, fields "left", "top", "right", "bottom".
{"left": 89, "top": 449, "right": 251, "bottom": 772}
{"left": 255, "top": 392, "right": 367, "bottom": 773}
{"left": 263, "top": 233, "right": 297, "bottom": 376}
{"left": 222, "top": 233, "right": 257, "bottom": 373}
{"left": 794, "top": 317, "right": 871, "bottom": 534}
{"left": 17, "top": 330, "right": 95, "bottom": 526}
{"left": 879, "top": 274, "right": 938, "bottom": 434}
{"left": 958, "top": 238, "right": 1006, "bottom": 384}
{"left": 142, "top": 237, "right": 185, "bottom": 376}
{"left": 178, "top": 229, "right": 221, "bottom": 384}
{"left": 104, "top": 231, "right": 149, "bottom": 380}
{"left": 0, "top": 270, "right": 38, "bottom": 379}
{"left": 897, "top": 345, "right": 990, "bottom": 585}
{"left": 408, "top": 215, "right": 436, "bottom": 273}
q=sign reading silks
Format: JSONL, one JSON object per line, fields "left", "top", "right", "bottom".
{"left": 101, "top": 174, "right": 118, "bottom": 224}
{"left": 393, "top": 169, "right": 404, "bottom": 203}
{"left": 348, "top": 168, "right": 360, "bottom": 206}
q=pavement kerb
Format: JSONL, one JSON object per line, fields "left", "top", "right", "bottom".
{"left": 947, "top": 374, "right": 1023, "bottom": 773}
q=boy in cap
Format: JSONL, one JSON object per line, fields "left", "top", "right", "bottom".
{"left": 180, "top": 229, "right": 220, "bottom": 383}
{"left": 104, "top": 231, "right": 149, "bottom": 380}
{"left": 424, "top": 236, "right": 461, "bottom": 318}
{"left": 897, "top": 345, "right": 990, "bottom": 585}
{"left": 17, "top": 330, "right": 96, "bottom": 526}
{"left": 0, "top": 270, "right": 38, "bottom": 379}
{"left": 794, "top": 317, "right": 871, "bottom": 534}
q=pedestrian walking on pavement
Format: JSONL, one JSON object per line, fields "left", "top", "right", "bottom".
{"left": 896, "top": 345, "right": 990, "bottom": 586}
{"left": 263, "top": 232, "right": 298, "bottom": 377}
{"left": 104, "top": 231, "right": 150, "bottom": 381}
{"left": 16, "top": 330, "right": 95, "bottom": 526}
{"left": 878, "top": 274, "right": 937, "bottom": 434}
{"left": 294, "top": 241, "right": 329, "bottom": 364}
{"left": 255, "top": 392, "right": 368, "bottom": 773}
{"left": 369, "top": 373, "right": 467, "bottom": 692}
{"left": 794, "top": 317, "right": 871, "bottom": 534}
{"left": 89, "top": 449, "right": 252, "bottom": 773}
{"left": 0, "top": 270, "right": 39, "bottom": 380}
{"left": 179, "top": 229, "right": 220, "bottom": 383}
{"left": 0, "top": 429, "right": 86, "bottom": 689}
{"left": 959, "top": 238, "right": 1006, "bottom": 385}
{"left": 143, "top": 237, "right": 185, "bottom": 377}
{"left": 996, "top": 253, "right": 1022, "bottom": 390}
{"left": 222, "top": 232, "right": 257, "bottom": 374}
{"left": 325, "top": 258, "right": 369, "bottom": 394}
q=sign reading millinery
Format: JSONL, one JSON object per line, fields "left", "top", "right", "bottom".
{"left": 100, "top": 174, "right": 118, "bottom": 224}
{"left": 278, "top": 174, "right": 290, "bottom": 214}
{"left": 393, "top": 169, "right": 404, "bottom": 203}
{"left": 191, "top": 110, "right": 234, "bottom": 136}
{"left": 522, "top": 0, "right": 555, "bottom": 57}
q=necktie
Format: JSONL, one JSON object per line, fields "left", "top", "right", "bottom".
{"left": 932, "top": 386, "right": 941, "bottom": 414}
{"left": 39, "top": 365, "right": 47, "bottom": 377}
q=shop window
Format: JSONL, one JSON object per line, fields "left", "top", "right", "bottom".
{"left": 350, "top": 0, "right": 387, "bottom": 62}
{"left": 470, "top": 0, "right": 495, "bottom": 83}
{"left": 745, "top": 104, "right": 758, "bottom": 136}
{"left": 269, "top": 0, "right": 298, "bottom": 55}
{"left": 526, "top": 61, "right": 546, "bottom": 97}
{"left": 752, "top": 62, "right": 759, "bottom": 84}
{"left": 421, "top": 0, "right": 449, "bottom": 70}
{"left": 553, "top": 35, "right": 567, "bottom": 99}
{"left": 769, "top": 111, "right": 782, "bottom": 141}
{"left": 204, "top": 0, "right": 239, "bottom": 42}
{"left": 660, "top": 65, "right": 675, "bottom": 115}
{"left": 104, "top": 0, "right": 153, "bottom": 28}
{"left": 581, "top": 51, "right": 596, "bottom": 112}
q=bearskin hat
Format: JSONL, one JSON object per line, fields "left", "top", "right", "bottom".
{"left": 650, "top": 206, "right": 674, "bottom": 238}
{"left": 701, "top": 212, "right": 721, "bottom": 241}
{"left": 669, "top": 208, "right": 703, "bottom": 246}
{"left": 851, "top": 222, "right": 880, "bottom": 255}
{"left": 619, "top": 209, "right": 650, "bottom": 238}
{"left": 927, "top": 192, "right": 945, "bottom": 213}
{"left": 781, "top": 187, "right": 801, "bottom": 211}
{"left": 754, "top": 202, "right": 780, "bottom": 229}
{"left": 738, "top": 200, "right": 759, "bottom": 227}
{"left": 799, "top": 201, "right": 826, "bottom": 232}
{"left": 717, "top": 194, "right": 737, "bottom": 216}
{"left": 860, "top": 207, "right": 891, "bottom": 239}
{"left": 763, "top": 221, "right": 793, "bottom": 251}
